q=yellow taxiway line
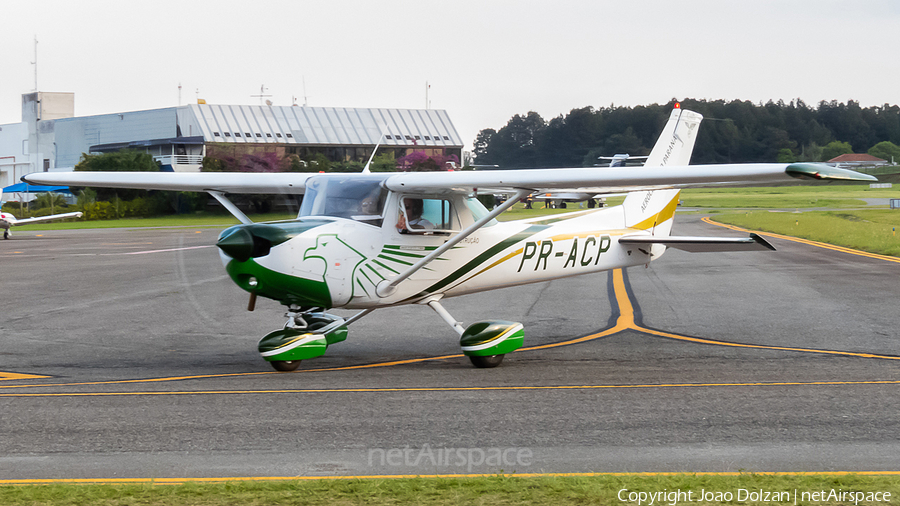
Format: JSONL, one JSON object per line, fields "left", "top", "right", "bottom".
{"left": 5, "top": 470, "right": 900, "bottom": 486}
{"left": 2, "top": 379, "right": 900, "bottom": 398}
{"left": 0, "top": 372, "right": 50, "bottom": 381}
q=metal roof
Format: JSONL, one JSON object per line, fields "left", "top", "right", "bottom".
{"left": 186, "top": 105, "right": 463, "bottom": 148}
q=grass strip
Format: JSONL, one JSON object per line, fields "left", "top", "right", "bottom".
{"left": 2, "top": 473, "right": 899, "bottom": 505}
{"left": 713, "top": 209, "right": 900, "bottom": 257}
{"left": 680, "top": 185, "right": 894, "bottom": 209}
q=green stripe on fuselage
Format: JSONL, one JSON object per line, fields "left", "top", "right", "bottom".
{"left": 406, "top": 225, "right": 548, "bottom": 301}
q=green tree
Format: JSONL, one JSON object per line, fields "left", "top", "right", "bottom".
{"left": 820, "top": 141, "right": 854, "bottom": 161}
{"left": 74, "top": 151, "right": 161, "bottom": 201}
{"left": 472, "top": 128, "right": 496, "bottom": 164}
{"left": 31, "top": 192, "right": 68, "bottom": 210}
{"left": 75, "top": 150, "right": 161, "bottom": 172}
{"left": 776, "top": 148, "right": 796, "bottom": 163}
{"left": 868, "top": 141, "right": 900, "bottom": 164}
{"left": 799, "top": 142, "right": 823, "bottom": 162}
{"left": 369, "top": 152, "right": 398, "bottom": 172}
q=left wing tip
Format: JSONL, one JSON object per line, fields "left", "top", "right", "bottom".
{"left": 786, "top": 163, "right": 878, "bottom": 182}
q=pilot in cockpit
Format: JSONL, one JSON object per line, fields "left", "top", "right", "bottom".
{"left": 397, "top": 198, "right": 434, "bottom": 232}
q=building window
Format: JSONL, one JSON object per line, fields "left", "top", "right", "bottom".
{"left": 224, "top": 132, "right": 231, "bottom": 137}
{"left": 245, "top": 133, "right": 251, "bottom": 137}
{"left": 213, "top": 132, "right": 220, "bottom": 137}
{"left": 256, "top": 133, "right": 262, "bottom": 138}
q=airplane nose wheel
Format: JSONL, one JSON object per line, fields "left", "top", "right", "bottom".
{"left": 258, "top": 308, "right": 350, "bottom": 371}
{"left": 469, "top": 354, "right": 504, "bottom": 368}
{"left": 270, "top": 360, "right": 302, "bottom": 371}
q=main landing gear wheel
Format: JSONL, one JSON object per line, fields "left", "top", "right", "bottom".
{"left": 469, "top": 354, "right": 505, "bottom": 368}
{"left": 270, "top": 360, "right": 301, "bottom": 372}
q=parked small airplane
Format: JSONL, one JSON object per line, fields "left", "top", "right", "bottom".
{"left": 534, "top": 154, "right": 647, "bottom": 207}
{"left": 0, "top": 191, "right": 83, "bottom": 239}
{"left": 23, "top": 106, "right": 875, "bottom": 370}
{"left": 598, "top": 153, "right": 648, "bottom": 167}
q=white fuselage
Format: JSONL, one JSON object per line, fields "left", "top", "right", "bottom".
{"left": 226, "top": 191, "right": 657, "bottom": 311}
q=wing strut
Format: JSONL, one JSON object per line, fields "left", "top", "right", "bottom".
{"left": 375, "top": 188, "right": 531, "bottom": 298}
{"left": 208, "top": 191, "right": 253, "bottom": 225}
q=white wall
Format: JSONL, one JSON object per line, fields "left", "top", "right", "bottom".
{"left": 0, "top": 122, "right": 32, "bottom": 189}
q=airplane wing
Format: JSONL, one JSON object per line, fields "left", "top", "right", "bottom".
{"left": 22, "top": 171, "right": 311, "bottom": 195}
{"left": 12, "top": 211, "right": 83, "bottom": 226}
{"left": 23, "top": 162, "right": 874, "bottom": 196}
{"left": 379, "top": 163, "right": 875, "bottom": 193}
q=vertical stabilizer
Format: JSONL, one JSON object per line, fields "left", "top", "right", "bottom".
{"left": 642, "top": 106, "right": 703, "bottom": 169}
{"left": 622, "top": 106, "right": 703, "bottom": 258}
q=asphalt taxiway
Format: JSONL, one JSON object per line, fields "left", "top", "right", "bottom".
{"left": 1, "top": 215, "right": 899, "bottom": 481}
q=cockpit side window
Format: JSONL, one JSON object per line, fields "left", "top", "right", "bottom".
{"left": 397, "top": 196, "right": 459, "bottom": 234}
{"left": 299, "top": 176, "right": 388, "bottom": 227}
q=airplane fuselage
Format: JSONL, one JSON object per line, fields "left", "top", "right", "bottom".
{"left": 217, "top": 187, "right": 656, "bottom": 311}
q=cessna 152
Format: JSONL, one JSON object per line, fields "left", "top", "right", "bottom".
{"left": 0, "top": 190, "right": 82, "bottom": 239}
{"left": 23, "top": 106, "right": 875, "bottom": 370}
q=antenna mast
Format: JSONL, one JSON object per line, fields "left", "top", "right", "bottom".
{"left": 31, "top": 36, "right": 38, "bottom": 91}
{"left": 251, "top": 84, "right": 272, "bottom": 106}
{"left": 302, "top": 76, "right": 308, "bottom": 106}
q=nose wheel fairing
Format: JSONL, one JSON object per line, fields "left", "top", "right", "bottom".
{"left": 259, "top": 312, "right": 348, "bottom": 365}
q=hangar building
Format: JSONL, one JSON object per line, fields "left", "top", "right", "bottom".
{"left": 0, "top": 92, "right": 464, "bottom": 191}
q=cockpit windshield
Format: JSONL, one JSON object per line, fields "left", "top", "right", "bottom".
{"left": 299, "top": 175, "right": 390, "bottom": 226}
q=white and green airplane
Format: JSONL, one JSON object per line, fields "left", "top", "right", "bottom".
{"left": 23, "top": 107, "right": 874, "bottom": 371}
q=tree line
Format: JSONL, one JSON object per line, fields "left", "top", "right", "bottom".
{"left": 472, "top": 99, "right": 900, "bottom": 168}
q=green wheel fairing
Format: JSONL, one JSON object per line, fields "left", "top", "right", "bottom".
{"left": 460, "top": 320, "right": 525, "bottom": 357}
{"left": 259, "top": 329, "right": 328, "bottom": 361}
{"left": 225, "top": 257, "right": 333, "bottom": 308}
{"left": 258, "top": 313, "right": 348, "bottom": 362}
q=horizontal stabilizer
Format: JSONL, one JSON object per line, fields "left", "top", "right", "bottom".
{"left": 619, "top": 233, "right": 775, "bottom": 252}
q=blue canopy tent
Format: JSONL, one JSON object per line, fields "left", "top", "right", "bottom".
{"left": 2, "top": 183, "right": 73, "bottom": 194}
{"left": 1, "top": 183, "right": 74, "bottom": 213}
